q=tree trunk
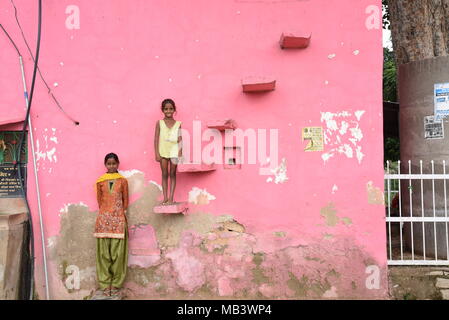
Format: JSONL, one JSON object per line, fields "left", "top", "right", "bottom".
{"left": 387, "top": 0, "right": 449, "bottom": 260}
{"left": 388, "top": 0, "right": 449, "bottom": 65}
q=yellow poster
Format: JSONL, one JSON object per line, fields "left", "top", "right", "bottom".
{"left": 302, "top": 127, "right": 324, "bottom": 152}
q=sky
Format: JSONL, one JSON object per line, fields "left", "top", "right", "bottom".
{"left": 383, "top": 28, "right": 393, "bottom": 50}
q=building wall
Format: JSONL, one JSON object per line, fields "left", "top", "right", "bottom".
{"left": 0, "top": 0, "right": 387, "bottom": 299}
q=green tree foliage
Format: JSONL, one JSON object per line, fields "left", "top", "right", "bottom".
{"left": 384, "top": 137, "right": 400, "bottom": 162}
{"left": 383, "top": 48, "right": 397, "bottom": 102}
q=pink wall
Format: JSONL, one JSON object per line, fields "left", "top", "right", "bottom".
{"left": 0, "top": 0, "right": 386, "bottom": 299}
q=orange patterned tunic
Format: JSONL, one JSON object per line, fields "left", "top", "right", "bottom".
{"left": 94, "top": 177, "right": 129, "bottom": 239}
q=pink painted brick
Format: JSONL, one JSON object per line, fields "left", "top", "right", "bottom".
{"left": 153, "top": 201, "right": 189, "bottom": 214}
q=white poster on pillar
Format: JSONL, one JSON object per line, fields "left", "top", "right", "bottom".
{"left": 434, "top": 83, "right": 449, "bottom": 120}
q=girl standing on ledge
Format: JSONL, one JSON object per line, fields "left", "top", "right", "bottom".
{"left": 95, "top": 153, "right": 129, "bottom": 298}
{"left": 154, "top": 98, "right": 182, "bottom": 205}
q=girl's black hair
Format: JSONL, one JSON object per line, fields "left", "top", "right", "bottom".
{"left": 161, "top": 98, "right": 176, "bottom": 111}
{"left": 104, "top": 152, "right": 120, "bottom": 164}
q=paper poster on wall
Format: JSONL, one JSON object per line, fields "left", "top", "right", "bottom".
{"left": 424, "top": 115, "right": 444, "bottom": 139}
{"left": 302, "top": 127, "right": 324, "bottom": 151}
{"left": 434, "top": 83, "right": 449, "bottom": 120}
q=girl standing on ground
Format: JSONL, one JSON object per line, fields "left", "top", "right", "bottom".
{"left": 154, "top": 98, "right": 183, "bottom": 205}
{"left": 95, "top": 153, "right": 129, "bottom": 298}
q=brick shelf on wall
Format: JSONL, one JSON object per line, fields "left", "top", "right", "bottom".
{"left": 153, "top": 202, "right": 189, "bottom": 215}
{"left": 177, "top": 162, "right": 216, "bottom": 173}
{"left": 279, "top": 33, "right": 311, "bottom": 49}
{"left": 207, "top": 119, "right": 237, "bottom": 131}
{"left": 242, "top": 77, "right": 276, "bottom": 93}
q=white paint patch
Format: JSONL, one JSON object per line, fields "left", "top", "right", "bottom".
{"left": 268, "top": 158, "right": 288, "bottom": 184}
{"left": 60, "top": 62, "right": 64, "bottom": 66}
{"left": 119, "top": 169, "right": 143, "bottom": 178}
{"left": 35, "top": 140, "right": 57, "bottom": 163}
{"left": 35, "top": 129, "right": 59, "bottom": 170}
{"left": 353, "top": 50, "right": 360, "bottom": 56}
{"left": 355, "top": 110, "right": 366, "bottom": 121}
{"left": 337, "top": 144, "right": 353, "bottom": 158}
{"left": 322, "top": 153, "right": 334, "bottom": 163}
{"left": 53, "top": 82, "right": 58, "bottom": 87}
{"left": 46, "top": 193, "right": 51, "bottom": 197}
{"left": 356, "top": 146, "right": 365, "bottom": 163}
{"left": 332, "top": 184, "right": 338, "bottom": 194}
{"left": 79, "top": 266, "right": 96, "bottom": 283}
{"left": 59, "top": 202, "right": 88, "bottom": 213}
{"left": 320, "top": 111, "right": 366, "bottom": 164}
{"left": 339, "top": 121, "right": 349, "bottom": 135}
{"left": 324, "top": 80, "right": 329, "bottom": 85}
{"left": 328, "top": 54, "right": 336, "bottom": 59}
{"left": 149, "top": 180, "right": 162, "bottom": 191}
{"left": 350, "top": 126, "right": 363, "bottom": 142}
{"left": 266, "top": 177, "right": 273, "bottom": 183}
{"left": 188, "top": 187, "right": 216, "bottom": 205}
{"left": 113, "top": 120, "right": 117, "bottom": 124}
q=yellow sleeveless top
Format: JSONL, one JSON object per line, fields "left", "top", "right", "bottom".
{"left": 159, "top": 120, "right": 181, "bottom": 158}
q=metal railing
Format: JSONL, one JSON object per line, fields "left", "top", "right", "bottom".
{"left": 385, "top": 160, "right": 449, "bottom": 265}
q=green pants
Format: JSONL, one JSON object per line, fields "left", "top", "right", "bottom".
{"left": 96, "top": 230, "right": 128, "bottom": 290}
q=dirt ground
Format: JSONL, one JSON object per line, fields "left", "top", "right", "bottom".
{"left": 388, "top": 266, "right": 449, "bottom": 300}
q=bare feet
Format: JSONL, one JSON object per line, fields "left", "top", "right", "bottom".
{"left": 111, "top": 287, "right": 122, "bottom": 298}
{"left": 103, "top": 287, "right": 111, "bottom": 297}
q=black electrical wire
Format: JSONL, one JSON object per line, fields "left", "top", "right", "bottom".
{"left": 0, "top": 24, "right": 36, "bottom": 300}
{"left": 15, "top": 0, "right": 42, "bottom": 300}
{"left": 9, "top": 0, "right": 79, "bottom": 126}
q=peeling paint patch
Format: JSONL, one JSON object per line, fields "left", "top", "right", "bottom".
{"left": 341, "top": 217, "right": 353, "bottom": 225}
{"left": 149, "top": 180, "right": 162, "bottom": 191}
{"left": 323, "top": 233, "right": 334, "bottom": 240}
{"left": 320, "top": 203, "right": 339, "bottom": 227}
{"left": 367, "top": 181, "right": 385, "bottom": 205}
{"left": 267, "top": 158, "right": 288, "bottom": 184}
{"left": 166, "top": 233, "right": 206, "bottom": 292}
{"left": 35, "top": 128, "right": 59, "bottom": 169}
{"left": 320, "top": 111, "right": 365, "bottom": 164}
{"left": 188, "top": 187, "right": 216, "bottom": 205}
{"left": 323, "top": 286, "right": 338, "bottom": 298}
